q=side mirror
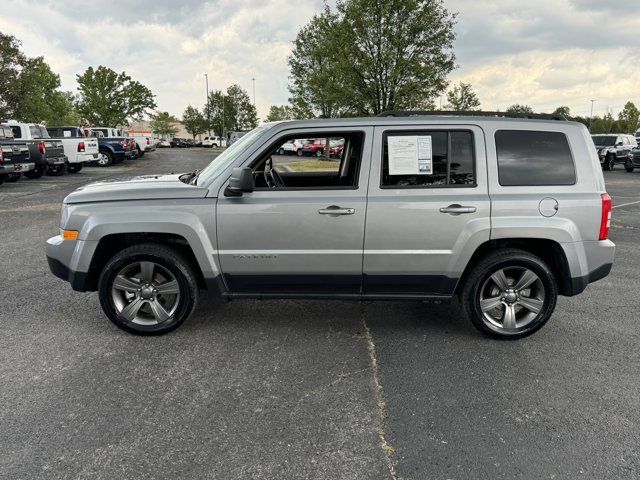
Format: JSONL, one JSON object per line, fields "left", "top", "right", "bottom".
{"left": 225, "top": 167, "right": 254, "bottom": 196}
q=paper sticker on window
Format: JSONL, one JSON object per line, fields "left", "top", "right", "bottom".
{"left": 388, "top": 136, "right": 432, "bottom": 175}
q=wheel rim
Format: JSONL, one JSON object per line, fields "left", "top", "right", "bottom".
{"left": 98, "top": 154, "right": 109, "bottom": 165}
{"left": 479, "top": 267, "right": 545, "bottom": 334}
{"left": 111, "top": 261, "right": 180, "bottom": 326}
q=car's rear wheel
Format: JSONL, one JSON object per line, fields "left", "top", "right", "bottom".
{"left": 24, "top": 166, "right": 45, "bottom": 179}
{"left": 278, "top": 148, "right": 285, "bottom": 155}
{"left": 67, "top": 163, "right": 83, "bottom": 174}
{"left": 297, "top": 149, "right": 303, "bottom": 156}
{"left": 625, "top": 159, "right": 634, "bottom": 173}
{"left": 47, "top": 163, "right": 67, "bottom": 176}
{"left": 460, "top": 249, "right": 557, "bottom": 339}
{"left": 96, "top": 151, "right": 113, "bottom": 167}
{"left": 98, "top": 244, "right": 199, "bottom": 335}
{"left": 606, "top": 154, "right": 615, "bottom": 171}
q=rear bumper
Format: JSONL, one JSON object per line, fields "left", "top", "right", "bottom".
{"left": 47, "top": 155, "right": 67, "bottom": 166}
{"left": 0, "top": 162, "right": 35, "bottom": 173}
{"left": 125, "top": 150, "right": 137, "bottom": 159}
{"left": 564, "top": 239, "right": 615, "bottom": 296}
{"left": 71, "top": 152, "right": 100, "bottom": 164}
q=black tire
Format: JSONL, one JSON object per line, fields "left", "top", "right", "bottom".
{"left": 137, "top": 147, "right": 144, "bottom": 157}
{"left": 67, "top": 163, "right": 83, "bottom": 174}
{"left": 47, "top": 163, "right": 67, "bottom": 176}
{"left": 97, "top": 151, "right": 113, "bottom": 167}
{"left": 297, "top": 149, "right": 303, "bottom": 157}
{"left": 24, "top": 166, "right": 45, "bottom": 179}
{"left": 278, "top": 148, "right": 284, "bottom": 155}
{"left": 460, "top": 249, "right": 558, "bottom": 340}
{"left": 6, "top": 173, "right": 21, "bottom": 182}
{"left": 98, "top": 243, "right": 199, "bottom": 335}
{"left": 625, "top": 159, "right": 634, "bottom": 173}
{"left": 0, "top": 174, "right": 5, "bottom": 185}
{"left": 606, "top": 154, "right": 615, "bottom": 171}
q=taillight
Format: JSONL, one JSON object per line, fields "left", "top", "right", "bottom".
{"left": 77, "top": 141, "right": 85, "bottom": 152}
{"left": 146, "top": 137, "right": 150, "bottom": 145}
{"left": 599, "top": 193, "right": 612, "bottom": 240}
{"left": 129, "top": 139, "right": 135, "bottom": 149}
{"left": 120, "top": 140, "right": 127, "bottom": 148}
{"left": 38, "top": 140, "right": 46, "bottom": 155}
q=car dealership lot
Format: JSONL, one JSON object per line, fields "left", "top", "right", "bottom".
{"left": 1, "top": 149, "right": 639, "bottom": 479}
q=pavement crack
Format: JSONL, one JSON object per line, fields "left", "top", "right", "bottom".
{"left": 361, "top": 308, "right": 398, "bottom": 480}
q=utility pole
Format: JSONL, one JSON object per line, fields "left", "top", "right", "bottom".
{"left": 251, "top": 77, "right": 256, "bottom": 106}
{"left": 205, "top": 74, "right": 211, "bottom": 136}
{"left": 589, "top": 99, "right": 595, "bottom": 132}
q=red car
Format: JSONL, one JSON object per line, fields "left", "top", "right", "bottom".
{"left": 301, "top": 138, "right": 326, "bottom": 156}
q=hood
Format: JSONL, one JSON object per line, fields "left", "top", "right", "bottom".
{"left": 64, "top": 174, "right": 209, "bottom": 204}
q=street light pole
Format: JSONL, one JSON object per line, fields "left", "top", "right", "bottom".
{"left": 589, "top": 99, "right": 595, "bottom": 132}
{"left": 251, "top": 77, "right": 256, "bottom": 106}
{"left": 205, "top": 73, "right": 211, "bottom": 136}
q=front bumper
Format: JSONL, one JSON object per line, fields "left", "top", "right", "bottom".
{"left": 46, "top": 235, "right": 99, "bottom": 292}
{"left": 0, "top": 162, "right": 35, "bottom": 173}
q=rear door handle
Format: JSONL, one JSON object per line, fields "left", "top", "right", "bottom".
{"left": 318, "top": 205, "right": 356, "bottom": 216}
{"left": 439, "top": 204, "right": 477, "bottom": 215}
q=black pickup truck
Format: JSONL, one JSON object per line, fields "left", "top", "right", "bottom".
{"left": 2, "top": 122, "right": 68, "bottom": 178}
{"left": 0, "top": 126, "right": 35, "bottom": 184}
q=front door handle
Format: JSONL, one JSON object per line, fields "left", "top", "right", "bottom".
{"left": 439, "top": 204, "right": 477, "bottom": 215}
{"left": 318, "top": 205, "right": 356, "bottom": 216}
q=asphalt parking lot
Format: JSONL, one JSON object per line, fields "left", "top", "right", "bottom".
{"left": 1, "top": 149, "right": 639, "bottom": 479}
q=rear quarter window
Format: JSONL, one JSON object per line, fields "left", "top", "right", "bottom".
{"left": 495, "top": 130, "right": 576, "bottom": 186}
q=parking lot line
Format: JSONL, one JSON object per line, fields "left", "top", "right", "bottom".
{"left": 612, "top": 200, "right": 640, "bottom": 209}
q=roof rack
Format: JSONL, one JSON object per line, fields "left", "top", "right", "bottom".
{"left": 376, "top": 110, "right": 566, "bottom": 121}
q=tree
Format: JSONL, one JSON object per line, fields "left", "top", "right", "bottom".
{"left": 226, "top": 84, "right": 258, "bottom": 130}
{"left": 182, "top": 105, "right": 207, "bottom": 140}
{"left": 506, "top": 104, "right": 534, "bottom": 114}
{"left": 265, "top": 105, "right": 295, "bottom": 122}
{"left": 206, "top": 90, "right": 231, "bottom": 137}
{"left": 150, "top": 111, "right": 178, "bottom": 137}
{"left": 76, "top": 66, "right": 156, "bottom": 126}
{"left": 552, "top": 106, "right": 571, "bottom": 119}
{"left": 288, "top": 0, "right": 457, "bottom": 117}
{"left": 44, "top": 91, "right": 81, "bottom": 125}
{"left": 446, "top": 82, "right": 480, "bottom": 111}
{"left": 0, "top": 33, "right": 25, "bottom": 120}
{"left": 618, "top": 101, "right": 639, "bottom": 134}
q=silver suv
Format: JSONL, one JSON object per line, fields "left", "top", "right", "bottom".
{"left": 46, "top": 112, "right": 615, "bottom": 339}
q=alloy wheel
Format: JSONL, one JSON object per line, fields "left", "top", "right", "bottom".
{"left": 479, "top": 266, "right": 545, "bottom": 334}
{"left": 111, "top": 261, "right": 181, "bottom": 326}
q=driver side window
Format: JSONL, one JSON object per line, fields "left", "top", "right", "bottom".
{"left": 252, "top": 132, "right": 364, "bottom": 190}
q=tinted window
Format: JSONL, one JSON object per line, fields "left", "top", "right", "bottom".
{"left": 496, "top": 130, "right": 575, "bottom": 186}
{"left": 9, "top": 126, "right": 22, "bottom": 138}
{"left": 382, "top": 130, "right": 475, "bottom": 187}
{"left": 591, "top": 135, "right": 616, "bottom": 146}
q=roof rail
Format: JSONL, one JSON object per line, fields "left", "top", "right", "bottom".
{"left": 376, "top": 110, "right": 566, "bottom": 121}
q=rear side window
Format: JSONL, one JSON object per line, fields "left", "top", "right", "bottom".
{"left": 381, "top": 130, "right": 475, "bottom": 187}
{"left": 495, "top": 130, "right": 576, "bottom": 186}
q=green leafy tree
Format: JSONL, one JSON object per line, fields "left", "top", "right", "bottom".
{"left": 288, "top": 0, "right": 457, "bottom": 117}
{"left": 150, "top": 111, "right": 178, "bottom": 137}
{"left": 265, "top": 105, "right": 295, "bottom": 122}
{"left": 506, "top": 104, "right": 534, "bottom": 114}
{"left": 44, "top": 91, "right": 81, "bottom": 125}
{"left": 0, "top": 33, "right": 25, "bottom": 119}
{"left": 206, "top": 89, "right": 232, "bottom": 136}
{"left": 76, "top": 66, "right": 156, "bottom": 126}
{"left": 226, "top": 84, "right": 258, "bottom": 130}
{"left": 182, "top": 105, "right": 207, "bottom": 140}
{"left": 446, "top": 82, "right": 480, "bottom": 111}
{"left": 618, "top": 101, "right": 639, "bottom": 134}
{"left": 552, "top": 106, "right": 571, "bottom": 119}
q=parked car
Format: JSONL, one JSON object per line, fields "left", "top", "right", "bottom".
{"left": 2, "top": 121, "right": 67, "bottom": 177}
{"left": 226, "top": 131, "right": 247, "bottom": 146}
{"left": 0, "top": 126, "right": 34, "bottom": 184}
{"left": 301, "top": 138, "right": 326, "bottom": 157}
{"left": 46, "top": 112, "right": 614, "bottom": 339}
{"left": 172, "top": 138, "right": 191, "bottom": 148}
{"left": 87, "top": 128, "right": 137, "bottom": 166}
{"left": 329, "top": 139, "right": 345, "bottom": 158}
{"left": 591, "top": 134, "right": 637, "bottom": 171}
{"left": 158, "top": 139, "right": 171, "bottom": 148}
{"left": 626, "top": 145, "right": 640, "bottom": 172}
{"left": 125, "top": 132, "right": 156, "bottom": 157}
{"left": 277, "top": 139, "right": 306, "bottom": 155}
{"left": 46, "top": 126, "right": 100, "bottom": 174}
{"left": 202, "top": 136, "right": 226, "bottom": 148}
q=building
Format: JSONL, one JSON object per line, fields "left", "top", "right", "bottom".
{"left": 127, "top": 119, "right": 206, "bottom": 142}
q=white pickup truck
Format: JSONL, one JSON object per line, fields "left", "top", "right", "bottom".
{"left": 125, "top": 131, "right": 156, "bottom": 157}
{"left": 46, "top": 126, "right": 99, "bottom": 173}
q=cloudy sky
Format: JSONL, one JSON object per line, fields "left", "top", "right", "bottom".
{"left": 2, "top": 0, "right": 639, "bottom": 120}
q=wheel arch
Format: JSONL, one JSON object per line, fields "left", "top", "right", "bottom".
{"left": 455, "top": 238, "right": 573, "bottom": 296}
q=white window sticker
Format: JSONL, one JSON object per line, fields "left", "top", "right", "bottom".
{"left": 63, "top": 130, "right": 71, "bottom": 137}
{"left": 388, "top": 135, "right": 432, "bottom": 175}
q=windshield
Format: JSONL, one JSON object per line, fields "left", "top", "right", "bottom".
{"left": 196, "top": 126, "right": 268, "bottom": 185}
{"left": 591, "top": 136, "right": 616, "bottom": 146}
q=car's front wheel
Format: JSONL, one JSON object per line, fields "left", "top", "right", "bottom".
{"left": 98, "top": 244, "right": 199, "bottom": 335}
{"left": 625, "top": 159, "right": 634, "bottom": 173}
{"left": 96, "top": 151, "right": 113, "bottom": 167}
{"left": 460, "top": 249, "right": 558, "bottom": 339}
{"left": 606, "top": 154, "right": 615, "bottom": 171}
